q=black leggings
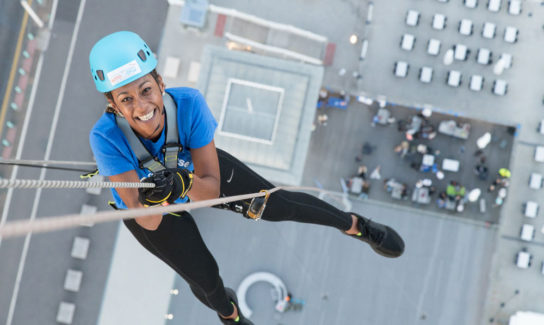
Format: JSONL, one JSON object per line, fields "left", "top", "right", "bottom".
{"left": 123, "top": 148, "right": 353, "bottom": 316}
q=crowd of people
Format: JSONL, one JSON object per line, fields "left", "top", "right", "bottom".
{"left": 343, "top": 105, "right": 512, "bottom": 216}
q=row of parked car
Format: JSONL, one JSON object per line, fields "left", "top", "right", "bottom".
{"left": 393, "top": 62, "right": 508, "bottom": 95}
{"left": 404, "top": 13, "right": 519, "bottom": 43}
{"left": 435, "top": 0, "right": 522, "bottom": 14}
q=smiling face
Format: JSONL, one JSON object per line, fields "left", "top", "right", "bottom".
{"left": 108, "top": 73, "right": 166, "bottom": 140}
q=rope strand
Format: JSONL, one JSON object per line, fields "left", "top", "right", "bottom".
{"left": 0, "top": 158, "right": 97, "bottom": 166}
{"left": 0, "top": 179, "right": 154, "bottom": 189}
{"left": 0, "top": 186, "right": 350, "bottom": 238}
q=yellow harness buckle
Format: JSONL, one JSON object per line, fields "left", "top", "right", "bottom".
{"left": 246, "top": 190, "right": 270, "bottom": 220}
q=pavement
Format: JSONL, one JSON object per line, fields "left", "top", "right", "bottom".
{"left": 167, "top": 199, "right": 496, "bottom": 325}
{"left": 303, "top": 99, "right": 514, "bottom": 225}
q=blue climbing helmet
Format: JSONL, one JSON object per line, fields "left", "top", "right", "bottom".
{"left": 89, "top": 31, "right": 157, "bottom": 93}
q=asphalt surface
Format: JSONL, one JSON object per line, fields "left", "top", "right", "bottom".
{"left": 0, "top": 0, "right": 168, "bottom": 324}
{"left": 168, "top": 199, "right": 496, "bottom": 325}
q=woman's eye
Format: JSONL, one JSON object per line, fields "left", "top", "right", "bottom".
{"left": 121, "top": 97, "right": 131, "bottom": 103}
{"left": 143, "top": 87, "right": 151, "bottom": 94}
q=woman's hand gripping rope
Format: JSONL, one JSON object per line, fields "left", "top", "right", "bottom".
{"left": 138, "top": 168, "right": 194, "bottom": 206}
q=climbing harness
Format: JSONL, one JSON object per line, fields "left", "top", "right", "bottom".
{"left": 116, "top": 92, "right": 182, "bottom": 172}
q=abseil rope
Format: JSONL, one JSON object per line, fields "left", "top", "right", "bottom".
{"left": 0, "top": 179, "right": 155, "bottom": 189}
{"left": 0, "top": 186, "right": 347, "bottom": 238}
{"left": 0, "top": 161, "right": 94, "bottom": 173}
{"left": 0, "top": 158, "right": 97, "bottom": 166}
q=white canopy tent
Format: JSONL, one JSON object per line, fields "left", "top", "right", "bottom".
{"left": 509, "top": 311, "right": 544, "bottom": 325}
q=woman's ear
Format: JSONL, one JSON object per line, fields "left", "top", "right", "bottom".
{"left": 156, "top": 74, "right": 165, "bottom": 93}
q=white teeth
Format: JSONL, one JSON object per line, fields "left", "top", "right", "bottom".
{"left": 139, "top": 110, "right": 154, "bottom": 121}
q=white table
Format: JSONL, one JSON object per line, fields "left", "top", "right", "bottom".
{"left": 442, "top": 158, "right": 460, "bottom": 172}
{"left": 520, "top": 224, "right": 535, "bottom": 241}
{"left": 422, "top": 154, "right": 435, "bottom": 166}
{"left": 529, "top": 173, "right": 542, "bottom": 189}
{"left": 516, "top": 251, "right": 531, "bottom": 269}
{"left": 535, "top": 146, "right": 544, "bottom": 162}
{"left": 524, "top": 201, "right": 538, "bottom": 218}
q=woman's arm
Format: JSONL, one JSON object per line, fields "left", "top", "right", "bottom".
{"left": 109, "top": 170, "right": 163, "bottom": 230}
{"left": 188, "top": 140, "right": 220, "bottom": 201}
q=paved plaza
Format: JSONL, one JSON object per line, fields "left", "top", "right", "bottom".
{"left": 168, "top": 200, "right": 495, "bottom": 325}
{"left": 304, "top": 100, "right": 514, "bottom": 225}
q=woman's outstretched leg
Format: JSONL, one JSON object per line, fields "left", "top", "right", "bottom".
{"left": 216, "top": 148, "right": 405, "bottom": 257}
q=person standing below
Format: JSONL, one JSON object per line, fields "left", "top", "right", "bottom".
{"left": 88, "top": 31, "right": 405, "bottom": 324}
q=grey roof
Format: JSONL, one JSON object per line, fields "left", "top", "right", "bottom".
{"left": 198, "top": 45, "right": 323, "bottom": 185}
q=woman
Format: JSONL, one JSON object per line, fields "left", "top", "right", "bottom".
{"left": 89, "top": 31, "right": 404, "bottom": 324}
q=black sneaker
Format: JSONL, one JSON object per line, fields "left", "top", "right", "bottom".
{"left": 346, "top": 213, "right": 405, "bottom": 258}
{"left": 218, "top": 288, "right": 254, "bottom": 325}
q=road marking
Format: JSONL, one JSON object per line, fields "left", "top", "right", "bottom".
{"left": 0, "top": 0, "right": 33, "bottom": 138}
{"left": 5, "top": 0, "right": 86, "bottom": 323}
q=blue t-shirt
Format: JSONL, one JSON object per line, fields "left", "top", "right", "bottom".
{"left": 89, "top": 87, "right": 218, "bottom": 209}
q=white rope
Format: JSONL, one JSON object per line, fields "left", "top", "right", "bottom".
{"left": 0, "top": 158, "right": 96, "bottom": 166}
{"left": 0, "top": 179, "right": 154, "bottom": 189}
{"left": 0, "top": 186, "right": 347, "bottom": 238}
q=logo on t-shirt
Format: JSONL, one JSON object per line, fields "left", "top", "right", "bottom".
{"left": 178, "top": 158, "right": 191, "bottom": 168}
